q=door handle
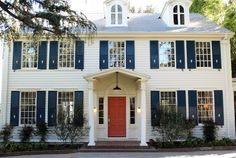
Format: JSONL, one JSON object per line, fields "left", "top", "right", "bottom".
{"left": 108, "top": 118, "right": 110, "bottom": 123}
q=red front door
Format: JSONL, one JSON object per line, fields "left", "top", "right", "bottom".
{"left": 108, "top": 97, "right": 126, "bottom": 137}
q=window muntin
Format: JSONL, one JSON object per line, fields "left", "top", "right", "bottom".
{"left": 109, "top": 41, "right": 125, "bottom": 68}
{"left": 130, "top": 97, "right": 135, "bottom": 124}
{"left": 160, "top": 91, "right": 176, "bottom": 111}
{"left": 173, "top": 5, "right": 185, "bottom": 25}
{"left": 159, "top": 41, "right": 175, "bottom": 68}
{"left": 196, "top": 42, "right": 212, "bottom": 68}
{"left": 58, "top": 41, "right": 75, "bottom": 68}
{"left": 22, "top": 42, "right": 38, "bottom": 68}
{"left": 20, "top": 92, "right": 36, "bottom": 125}
{"left": 197, "top": 91, "right": 213, "bottom": 123}
{"left": 110, "top": 4, "right": 123, "bottom": 25}
{"left": 58, "top": 92, "right": 74, "bottom": 123}
{"left": 98, "top": 97, "right": 104, "bottom": 124}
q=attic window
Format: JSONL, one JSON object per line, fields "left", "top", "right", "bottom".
{"left": 111, "top": 4, "right": 123, "bottom": 25}
{"left": 173, "top": 5, "right": 185, "bottom": 25}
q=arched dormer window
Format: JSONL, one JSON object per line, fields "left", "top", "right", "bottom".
{"left": 173, "top": 5, "right": 185, "bottom": 25}
{"left": 111, "top": 4, "right": 122, "bottom": 25}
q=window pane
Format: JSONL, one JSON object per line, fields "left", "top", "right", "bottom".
{"left": 180, "top": 14, "right": 185, "bottom": 25}
{"left": 160, "top": 91, "right": 176, "bottom": 111}
{"left": 22, "top": 42, "right": 38, "bottom": 68}
{"left": 173, "top": 14, "right": 178, "bottom": 25}
{"left": 173, "top": 5, "right": 178, "bottom": 13}
{"left": 196, "top": 42, "right": 211, "bottom": 68}
{"left": 99, "top": 97, "right": 104, "bottom": 124}
{"left": 111, "top": 5, "right": 115, "bottom": 12}
{"left": 118, "top": 5, "right": 122, "bottom": 12}
{"left": 58, "top": 41, "right": 75, "bottom": 68}
{"left": 180, "top": 5, "right": 184, "bottom": 13}
{"left": 159, "top": 41, "right": 175, "bottom": 68}
{"left": 109, "top": 41, "right": 125, "bottom": 68}
{"left": 118, "top": 13, "right": 122, "bottom": 24}
{"left": 198, "top": 91, "right": 213, "bottom": 123}
{"left": 130, "top": 97, "right": 135, "bottom": 124}
{"left": 111, "top": 14, "right": 116, "bottom": 24}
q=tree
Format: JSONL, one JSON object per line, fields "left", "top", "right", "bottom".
{"left": 0, "top": 0, "right": 96, "bottom": 41}
{"left": 130, "top": 6, "right": 135, "bottom": 13}
{"left": 191, "top": 0, "right": 236, "bottom": 77}
{"left": 143, "top": 5, "right": 155, "bottom": 13}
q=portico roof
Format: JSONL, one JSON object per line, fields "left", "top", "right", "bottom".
{"left": 84, "top": 68, "right": 150, "bottom": 81}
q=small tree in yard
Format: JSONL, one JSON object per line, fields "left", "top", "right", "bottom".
{"left": 35, "top": 122, "right": 48, "bottom": 142}
{"left": 20, "top": 125, "right": 34, "bottom": 143}
{"left": 153, "top": 107, "right": 195, "bottom": 143}
{"left": 0, "top": 124, "right": 13, "bottom": 143}
{"left": 203, "top": 120, "right": 218, "bottom": 142}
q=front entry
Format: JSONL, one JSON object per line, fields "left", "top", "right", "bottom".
{"left": 108, "top": 97, "right": 126, "bottom": 137}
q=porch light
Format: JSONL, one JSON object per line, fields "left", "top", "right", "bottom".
{"left": 137, "top": 106, "right": 141, "bottom": 113}
{"left": 113, "top": 72, "right": 121, "bottom": 91}
{"left": 93, "top": 106, "right": 97, "bottom": 112}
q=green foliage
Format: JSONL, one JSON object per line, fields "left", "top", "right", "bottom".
{"left": 0, "top": 124, "right": 13, "bottom": 143}
{"left": 153, "top": 107, "right": 195, "bottom": 143}
{"left": 19, "top": 125, "right": 34, "bottom": 143}
{"left": 143, "top": 5, "right": 155, "bottom": 13}
{"left": 35, "top": 122, "right": 48, "bottom": 142}
{"left": 203, "top": 120, "right": 218, "bottom": 142}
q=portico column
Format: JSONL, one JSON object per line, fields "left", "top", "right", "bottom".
{"left": 139, "top": 79, "right": 148, "bottom": 146}
{"left": 88, "top": 80, "right": 95, "bottom": 146}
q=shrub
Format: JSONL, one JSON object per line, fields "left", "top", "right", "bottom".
{"left": 0, "top": 124, "right": 13, "bottom": 143}
{"left": 35, "top": 122, "right": 48, "bottom": 142}
{"left": 20, "top": 125, "right": 34, "bottom": 143}
{"left": 202, "top": 120, "right": 218, "bottom": 142}
{"left": 153, "top": 107, "right": 195, "bottom": 143}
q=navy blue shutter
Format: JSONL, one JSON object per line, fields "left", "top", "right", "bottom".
{"left": 187, "top": 41, "right": 196, "bottom": 69}
{"left": 37, "top": 91, "right": 46, "bottom": 125}
{"left": 151, "top": 91, "right": 160, "bottom": 126}
{"left": 188, "top": 90, "right": 198, "bottom": 125}
{"left": 99, "top": 41, "right": 108, "bottom": 69}
{"left": 12, "top": 41, "right": 22, "bottom": 70}
{"left": 74, "top": 91, "right": 84, "bottom": 127}
{"left": 177, "top": 90, "right": 186, "bottom": 118}
{"left": 48, "top": 91, "right": 57, "bottom": 126}
{"left": 75, "top": 41, "right": 84, "bottom": 70}
{"left": 38, "top": 41, "right": 47, "bottom": 69}
{"left": 212, "top": 41, "right": 222, "bottom": 69}
{"left": 10, "top": 91, "right": 20, "bottom": 126}
{"left": 49, "top": 41, "right": 58, "bottom": 69}
{"left": 150, "top": 41, "right": 159, "bottom": 69}
{"left": 214, "top": 90, "right": 224, "bottom": 125}
{"left": 176, "top": 41, "right": 185, "bottom": 69}
{"left": 126, "top": 41, "right": 135, "bottom": 69}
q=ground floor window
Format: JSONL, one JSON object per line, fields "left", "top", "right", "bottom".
{"left": 160, "top": 91, "right": 176, "bottom": 111}
{"left": 20, "top": 92, "right": 36, "bottom": 125}
{"left": 197, "top": 91, "right": 213, "bottom": 123}
{"left": 98, "top": 97, "right": 104, "bottom": 124}
{"left": 57, "top": 92, "right": 74, "bottom": 123}
{"left": 130, "top": 97, "right": 135, "bottom": 124}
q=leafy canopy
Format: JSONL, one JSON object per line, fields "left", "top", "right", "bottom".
{"left": 0, "top": 0, "right": 97, "bottom": 41}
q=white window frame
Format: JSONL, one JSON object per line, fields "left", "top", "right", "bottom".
{"left": 58, "top": 40, "right": 75, "bottom": 69}
{"left": 21, "top": 41, "right": 38, "bottom": 70}
{"left": 19, "top": 91, "right": 37, "bottom": 126}
{"left": 108, "top": 41, "right": 126, "bottom": 68}
{"left": 110, "top": 4, "right": 123, "bottom": 25}
{"left": 57, "top": 91, "right": 74, "bottom": 124}
{"left": 195, "top": 41, "right": 213, "bottom": 69}
{"left": 159, "top": 41, "right": 176, "bottom": 69}
{"left": 173, "top": 5, "right": 185, "bottom": 26}
{"left": 160, "top": 91, "right": 177, "bottom": 111}
{"left": 197, "top": 90, "right": 215, "bottom": 125}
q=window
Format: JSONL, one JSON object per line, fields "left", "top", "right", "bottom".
{"left": 130, "top": 97, "right": 135, "bottom": 124}
{"left": 58, "top": 41, "right": 75, "bottom": 68}
{"left": 159, "top": 41, "right": 175, "bottom": 68}
{"left": 111, "top": 4, "right": 122, "bottom": 25}
{"left": 20, "top": 92, "right": 36, "bottom": 125}
{"left": 160, "top": 91, "right": 176, "bottom": 111}
{"left": 58, "top": 92, "right": 74, "bottom": 123}
{"left": 196, "top": 42, "right": 212, "bottom": 68}
{"left": 22, "top": 42, "right": 38, "bottom": 68}
{"left": 109, "top": 41, "right": 125, "bottom": 67}
{"left": 197, "top": 91, "right": 213, "bottom": 123}
{"left": 173, "top": 5, "right": 185, "bottom": 25}
{"left": 98, "top": 97, "right": 104, "bottom": 124}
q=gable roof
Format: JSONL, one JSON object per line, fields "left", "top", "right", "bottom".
{"left": 89, "top": 13, "right": 232, "bottom": 34}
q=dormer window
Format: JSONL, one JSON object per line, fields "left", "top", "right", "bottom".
{"left": 111, "top": 4, "right": 122, "bottom": 25}
{"left": 173, "top": 5, "right": 185, "bottom": 25}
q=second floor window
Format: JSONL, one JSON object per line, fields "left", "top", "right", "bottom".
{"left": 22, "top": 42, "right": 38, "bottom": 68}
{"left": 159, "top": 41, "right": 175, "bottom": 68}
{"left": 109, "top": 41, "right": 125, "bottom": 68}
{"left": 173, "top": 5, "right": 185, "bottom": 25}
{"left": 196, "top": 42, "right": 212, "bottom": 68}
{"left": 59, "top": 41, "right": 75, "bottom": 68}
{"left": 111, "top": 4, "right": 122, "bottom": 25}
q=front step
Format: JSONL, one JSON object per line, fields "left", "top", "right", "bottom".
{"left": 78, "top": 141, "right": 156, "bottom": 152}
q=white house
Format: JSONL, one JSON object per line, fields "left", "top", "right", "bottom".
{"left": 0, "top": 0, "right": 235, "bottom": 146}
